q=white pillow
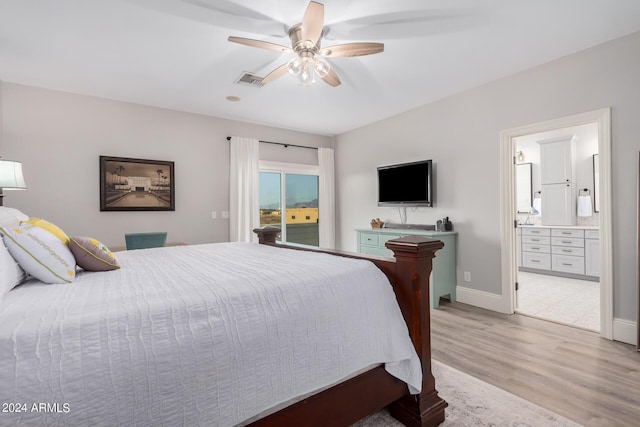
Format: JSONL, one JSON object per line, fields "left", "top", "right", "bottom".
{"left": 0, "top": 207, "right": 29, "bottom": 228}
{"left": 0, "top": 241, "right": 26, "bottom": 304}
{"left": 0, "top": 224, "right": 76, "bottom": 284}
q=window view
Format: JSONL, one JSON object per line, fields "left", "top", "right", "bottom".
{"left": 259, "top": 172, "right": 281, "bottom": 228}
{"left": 259, "top": 171, "right": 319, "bottom": 247}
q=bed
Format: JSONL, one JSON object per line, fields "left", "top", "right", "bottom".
{"left": 0, "top": 224, "right": 446, "bottom": 426}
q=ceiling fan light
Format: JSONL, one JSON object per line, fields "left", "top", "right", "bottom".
{"left": 300, "top": 60, "right": 315, "bottom": 85}
{"left": 287, "top": 57, "right": 303, "bottom": 75}
{"left": 313, "top": 58, "right": 330, "bottom": 78}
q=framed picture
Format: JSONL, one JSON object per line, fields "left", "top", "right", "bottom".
{"left": 100, "top": 156, "right": 175, "bottom": 211}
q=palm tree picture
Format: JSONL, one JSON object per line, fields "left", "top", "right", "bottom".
{"left": 100, "top": 156, "right": 175, "bottom": 211}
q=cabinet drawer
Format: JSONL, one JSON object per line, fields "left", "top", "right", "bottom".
{"left": 552, "top": 246, "right": 585, "bottom": 256}
{"left": 585, "top": 229, "right": 599, "bottom": 239}
{"left": 551, "top": 237, "right": 584, "bottom": 248}
{"left": 521, "top": 228, "right": 550, "bottom": 236}
{"left": 522, "top": 244, "right": 550, "bottom": 253}
{"left": 359, "top": 245, "right": 392, "bottom": 257}
{"left": 522, "top": 252, "right": 551, "bottom": 270}
{"left": 552, "top": 228, "right": 584, "bottom": 238}
{"left": 522, "top": 236, "right": 550, "bottom": 245}
{"left": 360, "top": 233, "right": 379, "bottom": 246}
{"left": 552, "top": 254, "right": 585, "bottom": 275}
{"left": 379, "top": 234, "right": 402, "bottom": 246}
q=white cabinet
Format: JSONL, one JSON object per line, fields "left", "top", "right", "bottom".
{"left": 540, "top": 137, "right": 575, "bottom": 184}
{"left": 539, "top": 136, "right": 577, "bottom": 225}
{"left": 550, "top": 228, "right": 585, "bottom": 274}
{"left": 542, "top": 183, "right": 575, "bottom": 225}
{"left": 518, "top": 226, "right": 598, "bottom": 280}
{"left": 521, "top": 228, "right": 551, "bottom": 270}
{"left": 585, "top": 231, "right": 600, "bottom": 277}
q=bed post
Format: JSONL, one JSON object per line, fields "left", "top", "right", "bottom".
{"left": 253, "top": 226, "right": 280, "bottom": 245}
{"left": 252, "top": 228, "right": 447, "bottom": 426}
{"left": 385, "top": 236, "right": 447, "bottom": 427}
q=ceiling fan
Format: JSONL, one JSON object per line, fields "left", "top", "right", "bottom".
{"left": 227, "top": 1, "right": 384, "bottom": 87}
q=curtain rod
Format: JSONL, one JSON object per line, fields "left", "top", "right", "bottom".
{"left": 226, "top": 136, "right": 318, "bottom": 151}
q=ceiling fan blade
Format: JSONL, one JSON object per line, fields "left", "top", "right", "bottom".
{"left": 126, "top": 0, "right": 288, "bottom": 37}
{"left": 323, "top": 9, "right": 480, "bottom": 40}
{"left": 301, "top": 1, "right": 324, "bottom": 45}
{"left": 262, "top": 63, "right": 290, "bottom": 84}
{"left": 228, "top": 36, "right": 292, "bottom": 53}
{"left": 319, "top": 42, "right": 384, "bottom": 58}
{"left": 320, "top": 69, "right": 341, "bottom": 87}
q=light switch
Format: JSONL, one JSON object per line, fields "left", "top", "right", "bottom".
{"left": 221, "top": 211, "right": 229, "bottom": 219}
{"left": 211, "top": 211, "right": 217, "bottom": 219}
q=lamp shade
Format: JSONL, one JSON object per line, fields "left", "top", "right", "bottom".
{"left": 0, "top": 159, "right": 27, "bottom": 189}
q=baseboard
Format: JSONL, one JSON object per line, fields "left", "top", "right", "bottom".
{"left": 612, "top": 318, "right": 638, "bottom": 346}
{"left": 455, "top": 286, "right": 510, "bottom": 314}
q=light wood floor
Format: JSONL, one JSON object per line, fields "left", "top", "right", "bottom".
{"left": 430, "top": 302, "right": 640, "bottom": 427}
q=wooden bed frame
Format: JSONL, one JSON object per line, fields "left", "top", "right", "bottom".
{"left": 252, "top": 227, "right": 447, "bottom": 427}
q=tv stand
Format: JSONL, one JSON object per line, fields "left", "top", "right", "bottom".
{"left": 356, "top": 228, "right": 457, "bottom": 308}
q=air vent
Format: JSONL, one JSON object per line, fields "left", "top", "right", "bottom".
{"left": 235, "top": 72, "right": 265, "bottom": 88}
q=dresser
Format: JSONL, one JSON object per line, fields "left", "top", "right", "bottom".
{"left": 356, "top": 229, "right": 457, "bottom": 308}
{"left": 518, "top": 226, "right": 599, "bottom": 280}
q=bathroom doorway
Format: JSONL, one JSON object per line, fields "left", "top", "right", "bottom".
{"left": 499, "top": 108, "right": 613, "bottom": 339}
{"left": 513, "top": 123, "right": 600, "bottom": 331}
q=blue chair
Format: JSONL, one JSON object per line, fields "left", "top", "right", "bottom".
{"left": 125, "top": 232, "right": 167, "bottom": 250}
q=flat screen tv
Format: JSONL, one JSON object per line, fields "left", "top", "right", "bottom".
{"left": 377, "top": 159, "right": 433, "bottom": 207}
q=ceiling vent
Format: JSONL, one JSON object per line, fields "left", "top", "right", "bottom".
{"left": 235, "top": 72, "right": 265, "bottom": 88}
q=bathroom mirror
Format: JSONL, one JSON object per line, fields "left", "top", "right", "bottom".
{"left": 593, "top": 154, "right": 599, "bottom": 212}
{"left": 516, "top": 162, "right": 532, "bottom": 213}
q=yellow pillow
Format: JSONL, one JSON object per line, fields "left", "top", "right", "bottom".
{"left": 21, "top": 218, "right": 70, "bottom": 245}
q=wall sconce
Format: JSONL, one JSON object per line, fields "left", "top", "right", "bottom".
{"left": 516, "top": 151, "right": 525, "bottom": 163}
{"left": 0, "top": 159, "right": 27, "bottom": 206}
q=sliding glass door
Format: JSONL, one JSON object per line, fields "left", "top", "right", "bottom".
{"left": 259, "top": 163, "right": 319, "bottom": 247}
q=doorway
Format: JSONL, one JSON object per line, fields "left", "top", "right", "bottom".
{"left": 499, "top": 108, "right": 613, "bottom": 339}
{"left": 513, "top": 123, "right": 600, "bottom": 331}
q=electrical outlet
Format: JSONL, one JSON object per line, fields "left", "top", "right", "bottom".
{"left": 221, "top": 211, "right": 229, "bottom": 219}
{"left": 211, "top": 211, "right": 217, "bottom": 219}
{"left": 464, "top": 271, "right": 471, "bottom": 282}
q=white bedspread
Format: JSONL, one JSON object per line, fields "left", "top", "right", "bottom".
{"left": 0, "top": 242, "right": 421, "bottom": 426}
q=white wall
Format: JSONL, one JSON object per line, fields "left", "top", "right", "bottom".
{"left": 335, "top": 31, "right": 640, "bottom": 323}
{"left": 0, "top": 83, "right": 333, "bottom": 248}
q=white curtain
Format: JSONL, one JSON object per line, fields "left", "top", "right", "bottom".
{"left": 318, "top": 147, "right": 335, "bottom": 249}
{"left": 229, "top": 136, "right": 260, "bottom": 242}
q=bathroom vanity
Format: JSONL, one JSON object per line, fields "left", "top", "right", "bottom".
{"left": 517, "top": 225, "right": 599, "bottom": 281}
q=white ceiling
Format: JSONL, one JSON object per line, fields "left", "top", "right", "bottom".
{"left": 2, "top": 0, "right": 640, "bottom": 136}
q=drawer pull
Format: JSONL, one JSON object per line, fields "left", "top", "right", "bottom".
{"left": 561, "top": 241, "right": 572, "bottom": 244}
{"left": 562, "top": 263, "right": 573, "bottom": 266}
{"left": 561, "top": 232, "right": 571, "bottom": 235}
{"left": 562, "top": 249, "right": 571, "bottom": 253}
{"left": 531, "top": 260, "right": 540, "bottom": 263}
{"left": 531, "top": 247, "right": 540, "bottom": 250}
{"left": 531, "top": 239, "right": 540, "bottom": 242}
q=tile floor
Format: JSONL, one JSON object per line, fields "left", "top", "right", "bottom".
{"left": 516, "top": 271, "right": 600, "bottom": 332}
